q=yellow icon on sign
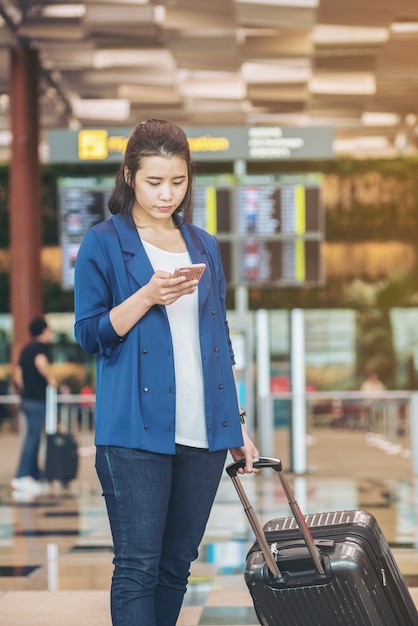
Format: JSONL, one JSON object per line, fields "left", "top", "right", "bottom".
{"left": 78, "top": 130, "right": 109, "bottom": 160}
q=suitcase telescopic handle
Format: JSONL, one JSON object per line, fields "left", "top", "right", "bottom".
{"left": 226, "top": 456, "right": 325, "bottom": 577}
{"left": 226, "top": 456, "right": 282, "bottom": 476}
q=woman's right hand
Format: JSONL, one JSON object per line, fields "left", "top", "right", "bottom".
{"left": 109, "top": 270, "right": 198, "bottom": 337}
{"left": 143, "top": 270, "right": 199, "bottom": 307}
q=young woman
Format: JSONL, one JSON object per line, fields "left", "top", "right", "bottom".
{"left": 74, "top": 119, "right": 258, "bottom": 626}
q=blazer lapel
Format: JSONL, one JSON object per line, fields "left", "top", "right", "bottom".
{"left": 112, "top": 213, "right": 154, "bottom": 289}
{"left": 179, "top": 220, "right": 211, "bottom": 307}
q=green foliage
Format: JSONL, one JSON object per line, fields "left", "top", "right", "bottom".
{"left": 0, "top": 272, "right": 9, "bottom": 312}
{"left": 42, "top": 278, "right": 74, "bottom": 312}
{"left": 344, "top": 268, "right": 418, "bottom": 310}
{"left": 355, "top": 309, "right": 396, "bottom": 388}
{"left": 0, "top": 168, "right": 8, "bottom": 247}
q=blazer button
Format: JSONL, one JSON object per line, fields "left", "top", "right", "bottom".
{"left": 211, "top": 310, "right": 216, "bottom": 315}
{"left": 142, "top": 349, "right": 148, "bottom": 354}
{"left": 219, "top": 384, "right": 224, "bottom": 390}
{"left": 223, "top": 421, "right": 228, "bottom": 427}
{"left": 143, "top": 387, "right": 149, "bottom": 392}
{"left": 214, "top": 347, "right": 219, "bottom": 352}
{"left": 144, "top": 425, "right": 149, "bottom": 430}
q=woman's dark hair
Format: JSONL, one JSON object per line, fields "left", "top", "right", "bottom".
{"left": 108, "top": 119, "right": 194, "bottom": 222}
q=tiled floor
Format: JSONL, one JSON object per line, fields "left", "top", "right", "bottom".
{"left": 1, "top": 425, "right": 418, "bottom": 625}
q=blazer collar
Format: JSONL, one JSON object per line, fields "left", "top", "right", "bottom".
{"left": 111, "top": 213, "right": 153, "bottom": 288}
{"left": 111, "top": 213, "right": 210, "bottom": 306}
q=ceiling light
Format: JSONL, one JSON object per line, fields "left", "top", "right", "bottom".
{"left": 405, "top": 113, "right": 417, "bottom": 127}
{"left": 242, "top": 61, "right": 311, "bottom": 83}
{"left": 361, "top": 112, "right": 400, "bottom": 126}
{"left": 0, "top": 130, "right": 11, "bottom": 146}
{"left": 71, "top": 98, "right": 130, "bottom": 121}
{"left": 184, "top": 100, "right": 244, "bottom": 113}
{"left": 334, "top": 136, "right": 392, "bottom": 156}
{"left": 310, "top": 73, "right": 376, "bottom": 95}
{"left": 180, "top": 79, "right": 246, "bottom": 100}
{"left": 0, "top": 94, "right": 9, "bottom": 112}
{"left": 153, "top": 5, "right": 165, "bottom": 25}
{"left": 176, "top": 69, "right": 238, "bottom": 82}
{"left": 84, "top": 68, "right": 175, "bottom": 86}
{"left": 390, "top": 22, "right": 418, "bottom": 34}
{"left": 313, "top": 25, "right": 388, "bottom": 45}
{"left": 92, "top": 49, "right": 175, "bottom": 69}
{"left": 41, "top": 4, "right": 86, "bottom": 18}
{"left": 236, "top": 0, "right": 318, "bottom": 7}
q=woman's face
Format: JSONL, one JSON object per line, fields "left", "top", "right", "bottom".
{"left": 128, "top": 154, "right": 188, "bottom": 226}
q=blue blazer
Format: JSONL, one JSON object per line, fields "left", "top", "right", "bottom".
{"left": 74, "top": 213, "right": 244, "bottom": 453}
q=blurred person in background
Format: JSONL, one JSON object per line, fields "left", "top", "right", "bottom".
{"left": 360, "top": 370, "right": 386, "bottom": 392}
{"left": 11, "top": 317, "right": 56, "bottom": 495}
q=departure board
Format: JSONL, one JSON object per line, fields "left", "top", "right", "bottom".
{"left": 58, "top": 177, "right": 113, "bottom": 289}
{"left": 194, "top": 174, "right": 324, "bottom": 286}
{"left": 239, "top": 239, "right": 321, "bottom": 284}
{"left": 193, "top": 186, "right": 233, "bottom": 234}
{"left": 58, "top": 173, "right": 323, "bottom": 289}
{"left": 237, "top": 183, "right": 320, "bottom": 235}
{"left": 236, "top": 180, "right": 322, "bottom": 285}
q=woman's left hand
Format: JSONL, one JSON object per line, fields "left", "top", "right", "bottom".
{"left": 229, "top": 429, "right": 259, "bottom": 474}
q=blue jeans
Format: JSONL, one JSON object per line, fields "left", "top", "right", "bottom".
{"left": 15, "top": 399, "right": 46, "bottom": 480}
{"left": 96, "top": 444, "right": 227, "bottom": 626}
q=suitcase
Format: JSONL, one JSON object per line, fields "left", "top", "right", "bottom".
{"left": 226, "top": 457, "right": 418, "bottom": 626}
{"left": 45, "top": 432, "right": 78, "bottom": 486}
{"left": 44, "top": 385, "right": 79, "bottom": 486}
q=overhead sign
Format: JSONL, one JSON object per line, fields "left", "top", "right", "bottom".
{"left": 48, "top": 125, "right": 333, "bottom": 163}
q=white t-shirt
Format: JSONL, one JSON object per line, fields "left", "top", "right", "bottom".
{"left": 142, "top": 240, "right": 208, "bottom": 448}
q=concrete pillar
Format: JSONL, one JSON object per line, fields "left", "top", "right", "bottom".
{"left": 9, "top": 45, "right": 42, "bottom": 364}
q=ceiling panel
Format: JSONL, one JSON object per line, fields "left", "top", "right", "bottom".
{"left": 248, "top": 83, "right": 308, "bottom": 103}
{"left": 394, "top": 0, "right": 418, "bottom": 20}
{"left": 243, "top": 30, "right": 313, "bottom": 58}
{"left": 168, "top": 34, "right": 241, "bottom": 71}
{"left": 314, "top": 54, "right": 378, "bottom": 73}
{"left": 317, "top": 0, "right": 395, "bottom": 27}
{"left": 0, "top": 0, "right": 417, "bottom": 159}
{"left": 236, "top": 2, "right": 317, "bottom": 29}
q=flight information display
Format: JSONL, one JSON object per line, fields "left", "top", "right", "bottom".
{"left": 58, "top": 174, "right": 323, "bottom": 289}
{"left": 193, "top": 174, "right": 324, "bottom": 286}
{"left": 239, "top": 239, "right": 321, "bottom": 284}
{"left": 58, "top": 177, "right": 113, "bottom": 289}
{"left": 193, "top": 185, "right": 233, "bottom": 235}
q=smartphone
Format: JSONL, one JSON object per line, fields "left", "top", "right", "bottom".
{"left": 172, "top": 263, "right": 206, "bottom": 281}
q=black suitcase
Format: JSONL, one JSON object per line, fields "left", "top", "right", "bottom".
{"left": 45, "top": 432, "right": 78, "bottom": 486}
{"left": 226, "top": 457, "right": 418, "bottom": 626}
{"left": 45, "top": 385, "right": 78, "bottom": 486}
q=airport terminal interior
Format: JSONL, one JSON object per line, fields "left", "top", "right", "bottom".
{"left": 2, "top": 1, "right": 418, "bottom": 625}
